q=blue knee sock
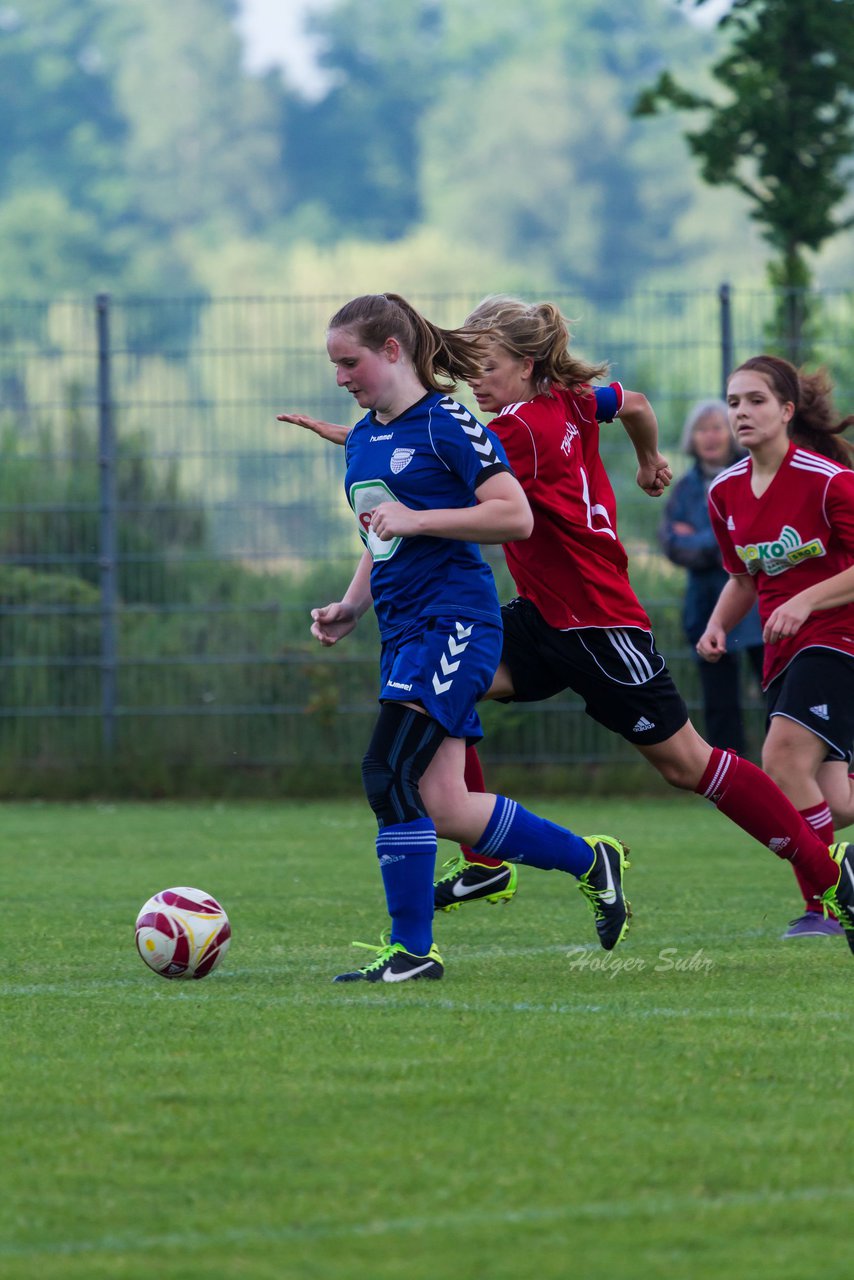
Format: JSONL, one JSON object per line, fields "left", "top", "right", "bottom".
{"left": 377, "top": 818, "right": 437, "bottom": 956}
{"left": 472, "top": 796, "right": 593, "bottom": 876}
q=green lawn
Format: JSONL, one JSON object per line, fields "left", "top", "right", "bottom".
{"left": 1, "top": 797, "right": 852, "bottom": 1280}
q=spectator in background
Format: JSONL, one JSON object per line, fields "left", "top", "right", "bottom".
{"left": 659, "top": 399, "right": 763, "bottom": 756}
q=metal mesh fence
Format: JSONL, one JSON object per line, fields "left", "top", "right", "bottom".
{"left": 0, "top": 287, "right": 851, "bottom": 793}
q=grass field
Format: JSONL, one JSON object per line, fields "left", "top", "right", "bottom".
{"left": 2, "top": 795, "right": 852, "bottom": 1280}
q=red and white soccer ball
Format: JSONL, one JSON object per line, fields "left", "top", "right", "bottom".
{"left": 135, "top": 886, "right": 231, "bottom": 980}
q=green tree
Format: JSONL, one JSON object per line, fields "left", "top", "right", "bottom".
{"left": 0, "top": 0, "right": 288, "bottom": 294}
{"left": 417, "top": 0, "right": 714, "bottom": 293}
{"left": 284, "top": 0, "right": 445, "bottom": 238}
{"left": 109, "top": 0, "right": 286, "bottom": 233}
{"left": 285, "top": 0, "right": 716, "bottom": 290}
{"left": 634, "top": 0, "right": 854, "bottom": 357}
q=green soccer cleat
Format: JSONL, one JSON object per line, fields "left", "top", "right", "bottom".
{"left": 433, "top": 853, "right": 518, "bottom": 913}
{"left": 333, "top": 937, "right": 444, "bottom": 983}
{"left": 820, "top": 843, "right": 854, "bottom": 955}
{"left": 577, "top": 835, "right": 632, "bottom": 951}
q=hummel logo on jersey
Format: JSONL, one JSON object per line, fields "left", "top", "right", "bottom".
{"left": 370, "top": 433, "right": 393, "bottom": 442}
{"left": 810, "top": 704, "right": 830, "bottom": 720}
{"left": 633, "top": 716, "right": 655, "bottom": 732}
{"left": 390, "top": 447, "right": 414, "bottom": 474}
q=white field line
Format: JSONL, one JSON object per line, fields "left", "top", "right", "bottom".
{"left": 1, "top": 1184, "right": 853, "bottom": 1258}
{"left": 0, "top": 979, "right": 849, "bottom": 1022}
{"left": 0, "top": 924, "right": 826, "bottom": 997}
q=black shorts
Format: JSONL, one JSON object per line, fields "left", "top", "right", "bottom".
{"left": 499, "top": 597, "right": 689, "bottom": 746}
{"left": 766, "top": 647, "right": 854, "bottom": 765}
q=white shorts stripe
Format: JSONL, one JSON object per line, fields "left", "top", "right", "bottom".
{"left": 608, "top": 628, "right": 655, "bottom": 684}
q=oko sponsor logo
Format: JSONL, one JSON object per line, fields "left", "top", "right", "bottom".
{"left": 736, "top": 525, "right": 825, "bottom": 576}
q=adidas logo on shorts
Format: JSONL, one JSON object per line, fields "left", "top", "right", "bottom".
{"left": 809, "top": 704, "right": 830, "bottom": 720}
{"left": 633, "top": 716, "right": 655, "bottom": 732}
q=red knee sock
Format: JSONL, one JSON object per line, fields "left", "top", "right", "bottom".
{"left": 795, "top": 802, "right": 836, "bottom": 914}
{"left": 461, "top": 745, "right": 503, "bottom": 868}
{"left": 695, "top": 749, "right": 838, "bottom": 896}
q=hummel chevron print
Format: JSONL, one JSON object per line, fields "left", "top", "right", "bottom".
{"left": 432, "top": 621, "right": 473, "bottom": 694}
{"left": 439, "top": 396, "right": 500, "bottom": 468}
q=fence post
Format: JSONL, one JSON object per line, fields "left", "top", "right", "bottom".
{"left": 718, "top": 282, "right": 733, "bottom": 399}
{"left": 96, "top": 293, "right": 118, "bottom": 757}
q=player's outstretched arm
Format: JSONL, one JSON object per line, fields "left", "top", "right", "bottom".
{"left": 618, "top": 390, "right": 672, "bottom": 497}
{"left": 277, "top": 412, "right": 349, "bottom": 446}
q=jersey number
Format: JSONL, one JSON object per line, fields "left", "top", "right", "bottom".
{"left": 349, "top": 479, "right": 402, "bottom": 561}
{"left": 580, "top": 467, "right": 616, "bottom": 540}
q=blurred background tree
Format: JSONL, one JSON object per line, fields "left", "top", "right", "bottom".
{"left": 0, "top": 0, "right": 850, "bottom": 300}
{"left": 634, "top": 0, "right": 854, "bottom": 360}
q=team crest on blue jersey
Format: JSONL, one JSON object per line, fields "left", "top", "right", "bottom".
{"left": 390, "top": 447, "right": 415, "bottom": 474}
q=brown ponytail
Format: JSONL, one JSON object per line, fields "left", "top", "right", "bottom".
{"left": 328, "top": 293, "right": 489, "bottom": 392}
{"left": 465, "top": 295, "right": 609, "bottom": 394}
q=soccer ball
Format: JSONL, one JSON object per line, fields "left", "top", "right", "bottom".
{"left": 135, "top": 886, "right": 231, "bottom": 980}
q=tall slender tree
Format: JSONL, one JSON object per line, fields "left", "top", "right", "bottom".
{"left": 634, "top": 0, "right": 854, "bottom": 359}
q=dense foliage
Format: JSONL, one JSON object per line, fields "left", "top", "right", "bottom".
{"left": 635, "top": 0, "right": 854, "bottom": 301}
{"left": 3, "top": 0, "right": 849, "bottom": 301}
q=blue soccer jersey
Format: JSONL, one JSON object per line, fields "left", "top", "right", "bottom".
{"left": 343, "top": 392, "right": 511, "bottom": 638}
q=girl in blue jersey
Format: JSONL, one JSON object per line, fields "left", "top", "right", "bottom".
{"left": 311, "top": 293, "right": 632, "bottom": 982}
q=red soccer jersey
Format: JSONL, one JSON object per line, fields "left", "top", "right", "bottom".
{"left": 487, "top": 384, "right": 652, "bottom": 630}
{"left": 708, "top": 441, "right": 854, "bottom": 687}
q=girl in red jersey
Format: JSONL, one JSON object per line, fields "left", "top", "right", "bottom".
{"left": 278, "top": 300, "right": 854, "bottom": 952}
{"left": 698, "top": 355, "right": 854, "bottom": 937}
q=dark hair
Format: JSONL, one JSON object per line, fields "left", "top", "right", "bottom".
{"left": 731, "top": 354, "right": 854, "bottom": 468}
{"left": 465, "top": 295, "right": 609, "bottom": 393}
{"left": 327, "top": 293, "right": 489, "bottom": 392}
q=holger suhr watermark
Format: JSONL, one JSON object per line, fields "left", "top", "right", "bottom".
{"left": 566, "top": 946, "right": 714, "bottom": 979}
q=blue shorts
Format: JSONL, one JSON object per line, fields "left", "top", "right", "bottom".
{"left": 379, "top": 615, "right": 502, "bottom": 742}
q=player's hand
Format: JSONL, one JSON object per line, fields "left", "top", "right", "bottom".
{"left": 369, "top": 501, "right": 420, "bottom": 540}
{"left": 671, "top": 521, "right": 696, "bottom": 537}
{"left": 763, "top": 598, "right": 811, "bottom": 644}
{"left": 310, "top": 602, "right": 358, "bottom": 646}
{"left": 637, "top": 454, "right": 672, "bottom": 497}
{"left": 696, "top": 626, "right": 726, "bottom": 663}
{"left": 277, "top": 411, "right": 323, "bottom": 430}
{"left": 276, "top": 413, "right": 349, "bottom": 445}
